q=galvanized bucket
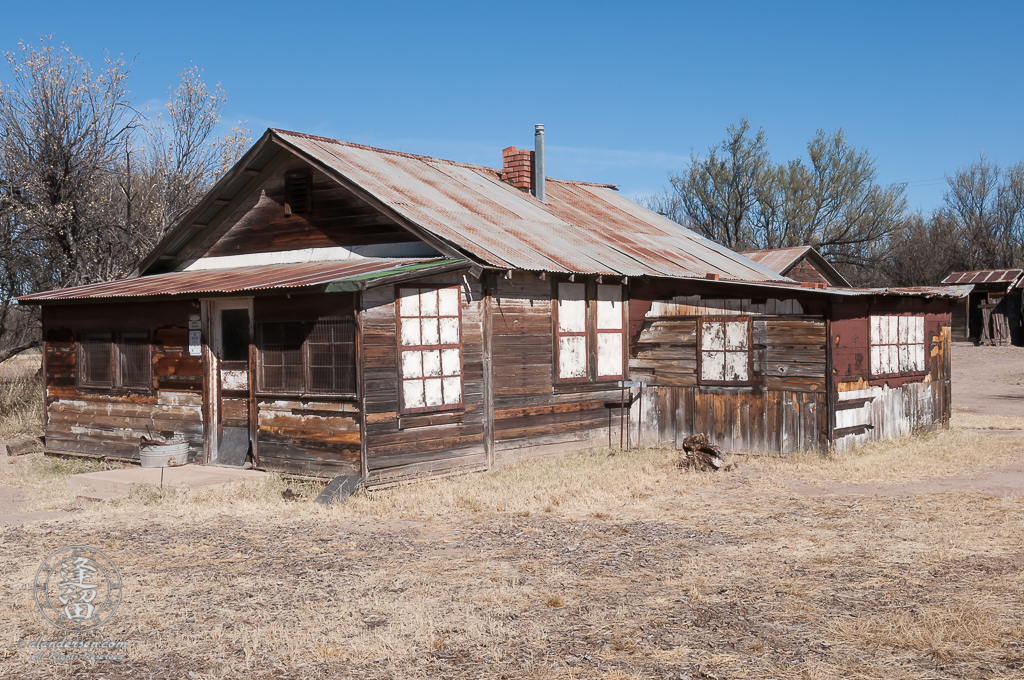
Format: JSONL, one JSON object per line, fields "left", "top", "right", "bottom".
{"left": 139, "top": 440, "right": 189, "bottom": 468}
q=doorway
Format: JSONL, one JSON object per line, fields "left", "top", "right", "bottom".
{"left": 207, "top": 298, "right": 253, "bottom": 466}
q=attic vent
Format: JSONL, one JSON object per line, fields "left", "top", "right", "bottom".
{"left": 284, "top": 172, "right": 312, "bottom": 215}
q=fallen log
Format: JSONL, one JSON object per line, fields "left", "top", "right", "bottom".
{"left": 677, "top": 433, "right": 736, "bottom": 472}
{"left": 3, "top": 436, "right": 43, "bottom": 457}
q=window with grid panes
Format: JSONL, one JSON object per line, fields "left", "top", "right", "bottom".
{"left": 870, "top": 315, "right": 926, "bottom": 376}
{"left": 397, "top": 286, "right": 463, "bottom": 412}
{"left": 555, "top": 281, "right": 626, "bottom": 382}
{"left": 698, "top": 318, "right": 751, "bottom": 384}
{"left": 256, "top": 317, "right": 355, "bottom": 395}
{"left": 77, "top": 331, "right": 151, "bottom": 390}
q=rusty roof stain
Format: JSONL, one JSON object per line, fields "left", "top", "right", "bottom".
{"left": 942, "top": 269, "right": 1024, "bottom": 285}
{"left": 17, "top": 258, "right": 461, "bottom": 303}
{"left": 266, "top": 129, "right": 785, "bottom": 282}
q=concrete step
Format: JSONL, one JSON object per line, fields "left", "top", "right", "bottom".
{"left": 71, "top": 464, "right": 267, "bottom": 498}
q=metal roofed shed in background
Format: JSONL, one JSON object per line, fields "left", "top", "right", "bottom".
{"left": 16, "top": 258, "right": 464, "bottom": 303}
{"left": 739, "top": 245, "right": 851, "bottom": 287}
{"left": 941, "top": 269, "right": 1024, "bottom": 286}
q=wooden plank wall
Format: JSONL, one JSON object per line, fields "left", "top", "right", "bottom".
{"left": 196, "top": 159, "right": 423, "bottom": 259}
{"left": 361, "top": 273, "right": 487, "bottom": 485}
{"left": 630, "top": 290, "right": 828, "bottom": 454}
{"left": 489, "top": 272, "right": 623, "bottom": 462}
{"left": 256, "top": 398, "right": 360, "bottom": 476}
{"left": 42, "top": 301, "right": 205, "bottom": 462}
{"left": 252, "top": 293, "right": 360, "bottom": 477}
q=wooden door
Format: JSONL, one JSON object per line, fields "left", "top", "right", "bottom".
{"left": 208, "top": 298, "right": 253, "bottom": 466}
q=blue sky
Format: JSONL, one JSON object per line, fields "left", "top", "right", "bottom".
{"left": 2, "top": 1, "right": 1022, "bottom": 212}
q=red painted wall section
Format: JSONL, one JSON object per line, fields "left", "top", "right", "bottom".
{"left": 830, "top": 298, "right": 955, "bottom": 390}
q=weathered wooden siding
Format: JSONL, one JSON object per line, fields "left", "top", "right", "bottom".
{"left": 42, "top": 301, "right": 205, "bottom": 462}
{"left": 830, "top": 298, "right": 954, "bottom": 451}
{"left": 256, "top": 398, "right": 360, "bottom": 476}
{"left": 361, "top": 274, "right": 487, "bottom": 485}
{"left": 785, "top": 258, "right": 831, "bottom": 286}
{"left": 252, "top": 293, "right": 361, "bottom": 477}
{"left": 490, "top": 272, "right": 622, "bottom": 463}
{"left": 628, "top": 282, "right": 828, "bottom": 454}
{"left": 195, "top": 159, "right": 422, "bottom": 259}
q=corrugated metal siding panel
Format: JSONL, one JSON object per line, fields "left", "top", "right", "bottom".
{"left": 18, "top": 258, "right": 457, "bottom": 302}
{"left": 276, "top": 131, "right": 786, "bottom": 282}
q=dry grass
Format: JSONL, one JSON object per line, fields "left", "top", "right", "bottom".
{"left": 750, "top": 425, "right": 1024, "bottom": 485}
{"left": 0, "top": 374, "right": 44, "bottom": 440}
{"left": 0, "top": 452, "right": 127, "bottom": 512}
{"left": 0, "top": 429, "right": 1023, "bottom": 679}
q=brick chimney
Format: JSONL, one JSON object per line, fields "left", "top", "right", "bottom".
{"left": 501, "top": 146, "right": 534, "bottom": 192}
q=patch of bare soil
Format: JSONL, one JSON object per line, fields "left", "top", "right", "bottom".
{"left": 0, "top": 484, "right": 75, "bottom": 526}
{"left": 952, "top": 343, "right": 1024, "bottom": 416}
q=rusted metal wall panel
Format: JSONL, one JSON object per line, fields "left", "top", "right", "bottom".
{"left": 829, "top": 298, "right": 954, "bottom": 450}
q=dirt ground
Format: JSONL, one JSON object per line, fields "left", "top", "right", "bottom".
{"left": 0, "top": 345, "right": 1022, "bottom": 679}
{"left": 951, "top": 343, "right": 1024, "bottom": 417}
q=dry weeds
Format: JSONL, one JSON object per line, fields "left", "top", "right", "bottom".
{"left": 0, "top": 373, "right": 44, "bottom": 440}
{"left": 0, "top": 426, "right": 1021, "bottom": 679}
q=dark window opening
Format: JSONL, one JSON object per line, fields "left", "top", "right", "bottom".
{"left": 285, "top": 172, "right": 312, "bottom": 214}
{"left": 77, "top": 331, "right": 152, "bottom": 391}
{"left": 220, "top": 308, "right": 251, "bottom": 362}
{"left": 257, "top": 317, "right": 355, "bottom": 395}
{"left": 118, "top": 332, "right": 151, "bottom": 389}
{"left": 80, "top": 332, "right": 114, "bottom": 388}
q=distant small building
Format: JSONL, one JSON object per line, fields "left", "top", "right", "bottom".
{"left": 941, "top": 269, "right": 1023, "bottom": 344}
{"left": 740, "top": 246, "right": 850, "bottom": 287}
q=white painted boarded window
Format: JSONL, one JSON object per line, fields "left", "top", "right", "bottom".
{"left": 596, "top": 284, "right": 624, "bottom": 378}
{"left": 398, "top": 286, "right": 462, "bottom": 411}
{"left": 870, "top": 315, "right": 926, "bottom": 376}
{"left": 557, "top": 282, "right": 589, "bottom": 380}
{"left": 555, "top": 282, "right": 627, "bottom": 381}
{"left": 699, "top": 319, "right": 750, "bottom": 383}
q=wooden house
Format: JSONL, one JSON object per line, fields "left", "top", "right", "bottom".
{"left": 941, "top": 269, "right": 1023, "bottom": 344}
{"left": 739, "top": 246, "right": 851, "bottom": 287}
{"left": 17, "top": 128, "right": 970, "bottom": 485}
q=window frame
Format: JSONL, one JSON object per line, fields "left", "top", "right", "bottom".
{"left": 255, "top": 315, "right": 357, "bottom": 398}
{"left": 869, "top": 314, "right": 927, "bottom": 378}
{"left": 395, "top": 284, "right": 465, "bottom": 415}
{"left": 76, "top": 330, "right": 152, "bottom": 392}
{"left": 696, "top": 316, "right": 753, "bottom": 387}
{"left": 552, "top": 279, "right": 628, "bottom": 385}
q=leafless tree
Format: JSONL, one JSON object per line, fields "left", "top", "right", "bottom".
{"left": 643, "top": 121, "right": 906, "bottom": 283}
{"left": 0, "top": 39, "right": 249, "bottom": 360}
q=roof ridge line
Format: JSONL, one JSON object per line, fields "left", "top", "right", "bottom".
{"left": 271, "top": 129, "right": 617, "bottom": 189}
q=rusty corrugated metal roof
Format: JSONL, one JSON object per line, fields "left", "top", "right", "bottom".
{"left": 739, "top": 245, "right": 851, "bottom": 288}
{"left": 740, "top": 246, "right": 810, "bottom": 273}
{"left": 941, "top": 269, "right": 1023, "bottom": 285}
{"left": 270, "top": 130, "right": 785, "bottom": 282}
{"left": 17, "top": 258, "right": 462, "bottom": 303}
